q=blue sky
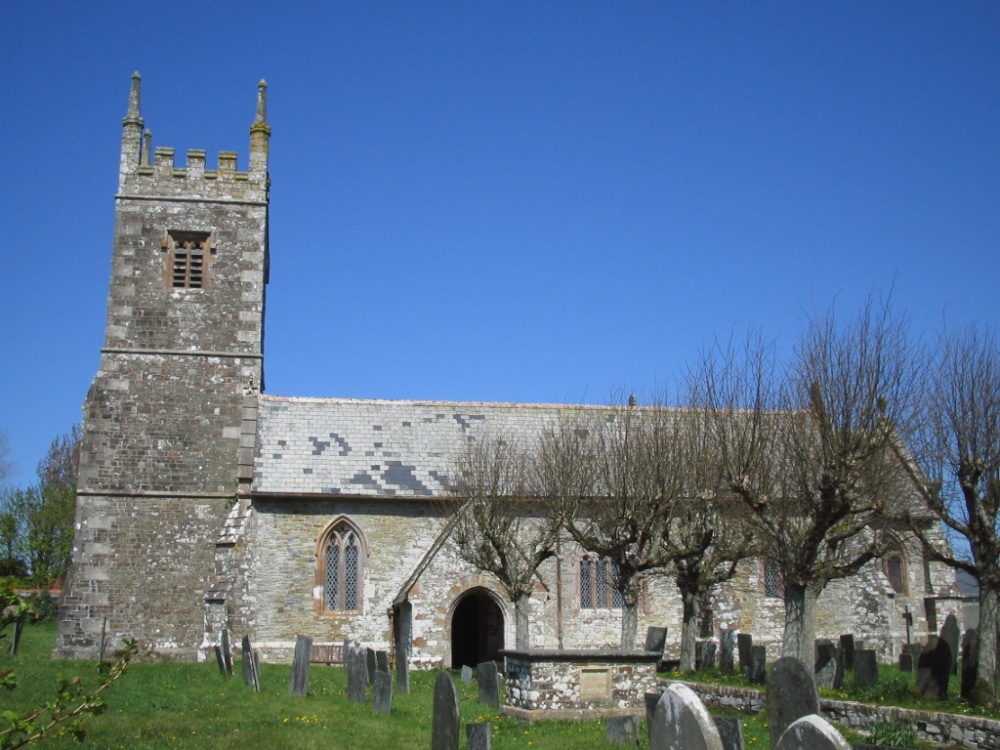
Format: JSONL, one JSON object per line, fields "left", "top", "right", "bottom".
{"left": 1, "top": 2, "right": 998, "bottom": 488}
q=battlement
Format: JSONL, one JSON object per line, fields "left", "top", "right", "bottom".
{"left": 118, "top": 73, "right": 269, "bottom": 203}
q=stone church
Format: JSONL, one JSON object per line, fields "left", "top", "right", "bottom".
{"left": 55, "top": 76, "right": 961, "bottom": 665}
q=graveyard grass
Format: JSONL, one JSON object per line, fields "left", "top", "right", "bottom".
{"left": 1, "top": 622, "right": 773, "bottom": 750}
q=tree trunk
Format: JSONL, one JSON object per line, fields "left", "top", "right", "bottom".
{"left": 679, "top": 588, "right": 699, "bottom": 673}
{"left": 620, "top": 600, "right": 638, "bottom": 650}
{"left": 514, "top": 593, "right": 531, "bottom": 650}
{"left": 973, "top": 583, "right": 999, "bottom": 707}
{"left": 781, "top": 582, "right": 818, "bottom": 663}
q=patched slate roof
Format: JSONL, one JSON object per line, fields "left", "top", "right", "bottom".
{"left": 252, "top": 395, "right": 602, "bottom": 497}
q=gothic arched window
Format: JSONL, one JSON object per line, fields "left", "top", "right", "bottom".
{"left": 318, "top": 519, "right": 366, "bottom": 613}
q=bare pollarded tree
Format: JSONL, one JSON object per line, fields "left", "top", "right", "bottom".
{"left": 692, "top": 299, "right": 918, "bottom": 662}
{"left": 449, "top": 432, "right": 560, "bottom": 649}
{"left": 908, "top": 325, "right": 1000, "bottom": 706}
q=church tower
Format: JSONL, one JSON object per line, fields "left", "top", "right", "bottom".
{"left": 55, "top": 74, "right": 269, "bottom": 659}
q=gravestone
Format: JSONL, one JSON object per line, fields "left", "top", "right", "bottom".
{"left": 214, "top": 645, "right": 227, "bottom": 676}
{"left": 814, "top": 640, "right": 839, "bottom": 690}
{"left": 467, "top": 722, "right": 492, "bottom": 750}
{"left": 460, "top": 665, "right": 474, "bottom": 683}
{"left": 476, "top": 660, "right": 501, "bottom": 708}
{"left": 346, "top": 640, "right": 368, "bottom": 703}
{"left": 854, "top": 649, "right": 878, "bottom": 687}
{"left": 767, "top": 657, "right": 820, "bottom": 750}
{"left": 916, "top": 635, "right": 951, "bottom": 700}
{"left": 366, "top": 647, "right": 377, "bottom": 684}
{"left": 839, "top": 634, "right": 855, "bottom": 671}
{"left": 290, "top": 634, "right": 312, "bottom": 696}
{"left": 220, "top": 629, "right": 234, "bottom": 676}
{"left": 961, "top": 628, "right": 980, "bottom": 700}
{"left": 713, "top": 716, "right": 744, "bottom": 750}
{"left": 375, "top": 650, "right": 389, "bottom": 673}
{"left": 396, "top": 647, "right": 410, "bottom": 694}
{"left": 9, "top": 617, "right": 25, "bottom": 655}
{"left": 373, "top": 668, "right": 393, "bottom": 714}
{"left": 700, "top": 641, "right": 717, "bottom": 670}
{"left": 719, "top": 629, "right": 736, "bottom": 672}
{"left": 940, "top": 613, "right": 960, "bottom": 676}
{"left": 736, "top": 633, "right": 753, "bottom": 675}
{"left": 644, "top": 626, "right": 668, "bottom": 653}
{"left": 431, "top": 671, "right": 460, "bottom": 750}
{"left": 898, "top": 652, "right": 913, "bottom": 672}
{"left": 644, "top": 689, "right": 662, "bottom": 733}
{"left": 774, "top": 714, "right": 850, "bottom": 750}
{"left": 649, "top": 682, "right": 724, "bottom": 750}
{"left": 606, "top": 715, "right": 640, "bottom": 746}
{"left": 241, "top": 635, "right": 261, "bottom": 693}
{"left": 747, "top": 645, "right": 766, "bottom": 685}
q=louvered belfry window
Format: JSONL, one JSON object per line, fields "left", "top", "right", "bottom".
{"left": 164, "top": 231, "right": 213, "bottom": 289}
{"left": 324, "top": 522, "right": 363, "bottom": 612}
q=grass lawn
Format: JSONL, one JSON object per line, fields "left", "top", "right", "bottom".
{"left": 2, "top": 622, "right": 777, "bottom": 749}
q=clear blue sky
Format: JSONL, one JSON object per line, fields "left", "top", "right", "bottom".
{"left": 1, "top": 2, "right": 998, "bottom": 489}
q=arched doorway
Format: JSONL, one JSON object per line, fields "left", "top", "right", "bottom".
{"left": 450, "top": 588, "right": 505, "bottom": 669}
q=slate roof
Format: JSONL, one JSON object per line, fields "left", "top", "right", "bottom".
{"left": 252, "top": 395, "right": 603, "bottom": 497}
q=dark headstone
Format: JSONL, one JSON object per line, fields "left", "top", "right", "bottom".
{"left": 366, "top": 646, "right": 377, "bottom": 685}
{"left": 649, "top": 682, "right": 724, "bottom": 750}
{"left": 747, "top": 645, "right": 766, "bottom": 685}
{"left": 214, "top": 645, "right": 227, "bottom": 676}
{"left": 373, "top": 669, "right": 393, "bottom": 714}
{"left": 9, "top": 617, "right": 25, "bottom": 655}
{"left": 606, "top": 715, "right": 640, "bottom": 746}
{"left": 220, "top": 629, "right": 234, "bottom": 676}
{"left": 290, "top": 634, "right": 312, "bottom": 696}
{"left": 940, "top": 613, "right": 960, "bottom": 676}
{"left": 241, "top": 635, "right": 261, "bottom": 693}
{"left": 700, "top": 641, "right": 717, "bottom": 670}
{"left": 431, "top": 671, "right": 460, "bottom": 750}
{"left": 476, "top": 660, "right": 501, "bottom": 708}
{"left": 766, "top": 656, "right": 820, "bottom": 750}
{"left": 713, "top": 716, "right": 744, "bottom": 750}
{"left": 839, "top": 634, "right": 855, "bottom": 671}
{"left": 899, "top": 652, "right": 913, "bottom": 672}
{"left": 375, "top": 650, "right": 389, "bottom": 673}
{"left": 961, "top": 628, "right": 980, "bottom": 700}
{"left": 814, "top": 640, "right": 839, "bottom": 690}
{"left": 396, "top": 648, "right": 410, "bottom": 694}
{"left": 644, "top": 626, "right": 668, "bottom": 653}
{"left": 644, "top": 690, "right": 663, "bottom": 733}
{"left": 346, "top": 640, "right": 367, "bottom": 703}
{"left": 736, "top": 633, "right": 753, "bottom": 675}
{"left": 916, "top": 635, "right": 951, "bottom": 700}
{"left": 854, "top": 649, "right": 878, "bottom": 687}
{"left": 719, "top": 629, "right": 736, "bottom": 672}
{"left": 460, "top": 665, "right": 474, "bottom": 683}
{"left": 467, "top": 722, "right": 492, "bottom": 750}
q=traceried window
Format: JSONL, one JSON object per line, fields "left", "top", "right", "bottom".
{"left": 884, "top": 551, "right": 908, "bottom": 595}
{"left": 320, "top": 520, "right": 365, "bottom": 613}
{"left": 162, "top": 231, "right": 214, "bottom": 289}
{"left": 763, "top": 558, "right": 783, "bottom": 599}
{"left": 580, "top": 555, "right": 624, "bottom": 610}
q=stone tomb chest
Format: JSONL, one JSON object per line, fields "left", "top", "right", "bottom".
{"left": 501, "top": 649, "right": 661, "bottom": 721}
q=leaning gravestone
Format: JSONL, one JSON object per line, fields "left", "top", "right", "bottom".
{"left": 346, "top": 640, "right": 368, "bottom": 703}
{"left": 220, "top": 629, "right": 234, "bottom": 676}
{"left": 774, "top": 714, "right": 850, "bottom": 750}
{"left": 767, "top": 657, "right": 820, "bottom": 750}
{"left": 460, "top": 665, "right": 474, "bottom": 683}
{"left": 747, "top": 645, "right": 766, "bottom": 685}
{"left": 606, "top": 715, "right": 640, "bottom": 746}
{"left": 940, "top": 613, "right": 960, "bottom": 676}
{"left": 719, "top": 629, "right": 736, "bottom": 672}
{"left": 241, "top": 635, "right": 261, "bottom": 693}
{"left": 373, "top": 668, "right": 393, "bottom": 714}
{"left": 214, "top": 644, "right": 228, "bottom": 676}
{"left": 290, "top": 634, "right": 312, "bottom": 696}
{"left": 736, "top": 633, "right": 753, "bottom": 675}
{"left": 366, "top": 647, "right": 377, "bottom": 684}
{"left": 700, "top": 641, "right": 717, "bottom": 670}
{"left": 961, "top": 628, "right": 980, "bottom": 700}
{"left": 713, "top": 716, "right": 745, "bottom": 750}
{"left": 431, "top": 671, "right": 460, "bottom": 750}
{"left": 476, "top": 660, "right": 501, "bottom": 708}
{"left": 649, "top": 682, "right": 724, "bottom": 750}
{"left": 467, "top": 722, "right": 492, "bottom": 750}
{"left": 916, "top": 635, "right": 951, "bottom": 700}
{"left": 839, "top": 634, "right": 855, "bottom": 671}
{"left": 814, "top": 640, "right": 841, "bottom": 690}
{"left": 854, "top": 649, "right": 878, "bottom": 687}
{"left": 644, "top": 626, "right": 668, "bottom": 653}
